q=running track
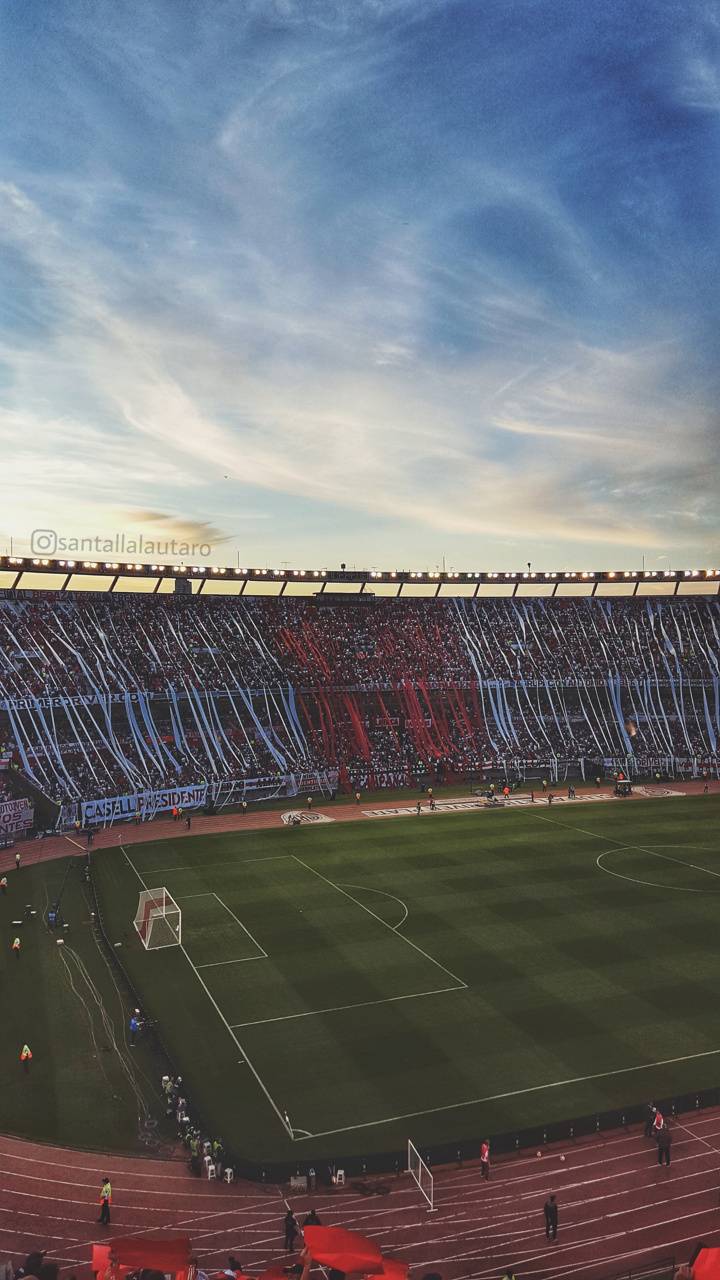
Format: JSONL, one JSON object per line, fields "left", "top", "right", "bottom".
{"left": 1, "top": 1115, "right": 719, "bottom": 1280}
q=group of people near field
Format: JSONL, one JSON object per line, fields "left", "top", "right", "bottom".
{"left": 161, "top": 1074, "right": 228, "bottom": 1179}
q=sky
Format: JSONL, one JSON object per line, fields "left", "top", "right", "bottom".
{"left": 0, "top": 0, "right": 718, "bottom": 572}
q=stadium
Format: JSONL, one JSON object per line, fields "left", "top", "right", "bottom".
{"left": 3, "top": 0, "right": 720, "bottom": 1276}
{"left": 1, "top": 558, "right": 720, "bottom": 1280}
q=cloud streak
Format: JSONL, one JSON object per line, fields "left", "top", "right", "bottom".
{"left": 0, "top": 0, "right": 718, "bottom": 568}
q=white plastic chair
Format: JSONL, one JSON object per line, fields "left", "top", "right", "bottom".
{"left": 335, "top": 1168, "right": 345, "bottom": 1186}
{"left": 224, "top": 1167, "right": 234, "bottom": 1183}
{"left": 207, "top": 1162, "right": 217, "bottom": 1179}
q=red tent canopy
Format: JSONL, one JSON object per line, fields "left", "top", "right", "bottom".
{"left": 91, "top": 1246, "right": 133, "bottom": 1279}
{"left": 106, "top": 1236, "right": 192, "bottom": 1270}
{"left": 303, "top": 1227, "right": 383, "bottom": 1273}
{"left": 694, "top": 1249, "right": 720, "bottom": 1280}
{"left": 367, "top": 1260, "right": 409, "bottom": 1280}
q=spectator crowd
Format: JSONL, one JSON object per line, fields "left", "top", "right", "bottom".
{"left": 0, "top": 595, "right": 715, "bottom": 809}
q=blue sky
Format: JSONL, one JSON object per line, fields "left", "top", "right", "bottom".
{"left": 0, "top": 0, "right": 718, "bottom": 570}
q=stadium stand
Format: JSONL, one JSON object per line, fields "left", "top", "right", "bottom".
{"left": 0, "top": 593, "right": 717, "bottom": 818}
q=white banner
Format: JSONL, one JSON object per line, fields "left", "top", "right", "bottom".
{"left": 81, "top": 783, "right": 208, "bottom": 826}
{"left": 0, "top": 796, "right": 34, "bottom": 835}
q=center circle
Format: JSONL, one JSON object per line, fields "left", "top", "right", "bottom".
{"left": 596, "top": 844, "right": 720, "bottom": 893}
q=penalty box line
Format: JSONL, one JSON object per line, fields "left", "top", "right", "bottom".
{"left": 119, "top": 846, "right": 293, "bottom": 1139}
{"left": 229, "top": 855, "right": 467, "bottom": 1029}
{"left": 293, "top": 1043, "right": 720, "bottom": 1142}
{"left": 230, "top": 983, "right": 465, "bottom": 1029}
{"left": 176, "top": 891, "right": 269, "bottom": 968}
{"left": 290, "top": 854, "right": 468, "bottom": 990}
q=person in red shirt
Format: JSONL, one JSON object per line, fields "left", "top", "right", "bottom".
{"left": 480, "top": 1138, "right": 490, "bottom": 1179}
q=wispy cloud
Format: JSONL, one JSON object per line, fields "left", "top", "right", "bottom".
{"left": 0, "top": 0, "right": 718, "bottom": 568}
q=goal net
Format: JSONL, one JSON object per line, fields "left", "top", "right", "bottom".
{"left": 408, "top": 1138, "right": 435, "bottom": 1211}
{"left": 134, "top": 888, "right": 182, "bottom": 950}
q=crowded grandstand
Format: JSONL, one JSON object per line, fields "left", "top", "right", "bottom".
{"left": 0, "top": 566, "right": 718, "bottom": 826}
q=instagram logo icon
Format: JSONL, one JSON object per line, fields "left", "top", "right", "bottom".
{"left": 31, "top": 529, "right": 58, "bottom": 555}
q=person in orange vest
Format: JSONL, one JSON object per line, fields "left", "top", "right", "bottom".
{"left": 12, "top": 936, "right": 21, "bottom": 959}
{"left": 20, "top": 1044, "right": 32, "bottom": 1073}
{"left": 172, "top": 806, "right": 178, "bottom": 822}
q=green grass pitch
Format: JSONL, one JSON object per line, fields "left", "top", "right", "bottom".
{"left": 87, "top": 796, "right": 720, "bottom": 1163}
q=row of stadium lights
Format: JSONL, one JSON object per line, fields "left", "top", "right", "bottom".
{"left": 5, "top": 558, "right": 720, "bottom": 580}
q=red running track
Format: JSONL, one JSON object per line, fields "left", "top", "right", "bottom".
{"left": 1, "top": 1114, "right": 719, "bottom": 1280}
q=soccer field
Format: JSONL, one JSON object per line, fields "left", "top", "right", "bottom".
{"left": 93, "top": 796, "right": 720, "bottom": 1165}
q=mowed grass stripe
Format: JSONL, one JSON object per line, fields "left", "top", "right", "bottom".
{"left": 91, "top": 796, "right": 720, "bottom": 1160}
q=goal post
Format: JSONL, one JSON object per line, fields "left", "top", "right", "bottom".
{"left": 134, "top": 887, "right": 182, "bottom": 950}
{"left": 408, "top": 1138, "right": 435, "bottom": 1211}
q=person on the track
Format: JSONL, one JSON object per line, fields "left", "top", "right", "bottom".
{"left": 480, "top": 1138, "right": 490, "bottom": 1180}
{"left": 284, "top": 1208, "right": 299, "bottom": 1251}
{"left": 657, "top": 1125, "right": 672, "bottom": 1167}
{"left": 544, "top": 1193, "right": 558, "bottom": 1240}
{"left": 97, "top": 1177, "right": 112, "bottom": 1225}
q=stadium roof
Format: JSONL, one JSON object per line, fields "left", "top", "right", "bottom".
{"left": 0, "top": 556, "right": 718, "bottom": 598}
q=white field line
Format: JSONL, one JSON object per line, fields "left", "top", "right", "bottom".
{"left": 595, "top": 850, "right": 720, "bottom": 894}
{"left": 293, "top": 1046, "right": 720, "bottom": 1141}
{"left": 120, "top": 846, "right": 291, "bottom": 1138}
{"left": 339, "top": 881, "right": 409, "bottom": 930}
{"left": 211, "top": 891, "right": 268, "bottom": 956}
{"left": 534, "top": 811, "right": 720, "bottom": 881}
{"left": 144, "top": 854, "right": 293, "bottom": 875}
{"left": 231, "top": 984, "right": 464, "bottom": 1029}
{"left": 291, "top": 854, "right": 467, "bottom": 989}
{"left": 177, "top": 891, "right": 269, "bottom": 966}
